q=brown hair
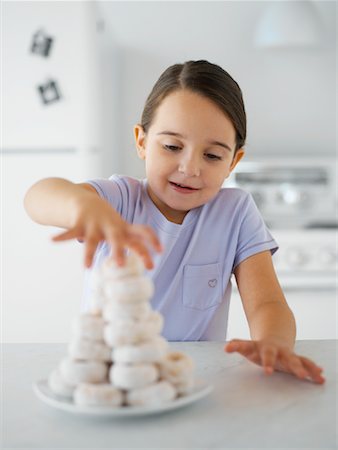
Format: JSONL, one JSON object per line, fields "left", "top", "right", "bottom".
{"left": 140, "top": 60, "right": 246, "bottom": 152}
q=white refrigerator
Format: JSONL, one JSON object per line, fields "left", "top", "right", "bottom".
{"left": 2, "top": 1, "right": 105, "bottom": 342}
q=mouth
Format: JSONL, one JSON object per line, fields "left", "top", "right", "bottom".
{"left": 169, "top": 181, "right": 199, "bottom": 194}
{"left": 169, "top": 181, "right": 199, "bottom": 191}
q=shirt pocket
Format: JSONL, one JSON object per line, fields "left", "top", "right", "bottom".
{"left": 183, "top": 263, "right": 222, "bottom": 311}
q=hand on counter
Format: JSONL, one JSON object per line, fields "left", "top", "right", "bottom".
{"left": 225, "top": 339, "right": 326, "bottom": 384}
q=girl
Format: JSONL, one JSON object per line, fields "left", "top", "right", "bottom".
{"left": 24, "top": 60, "right": 325, "bottom": 384}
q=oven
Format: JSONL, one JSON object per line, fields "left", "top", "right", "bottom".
{"left": 226, "top": 157, "right": 337, "bottom": 340}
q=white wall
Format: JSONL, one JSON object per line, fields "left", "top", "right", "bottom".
{"left": 96, "top": 0, "right": 336, "bottom": 179}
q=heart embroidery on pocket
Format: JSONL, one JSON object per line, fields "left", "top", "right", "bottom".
{"left": 208, "top": 279, "right": 217, "bottom": 288}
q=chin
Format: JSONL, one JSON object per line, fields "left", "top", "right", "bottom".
{"left": 169, "top": 201, "right": 202, "bottom": 212}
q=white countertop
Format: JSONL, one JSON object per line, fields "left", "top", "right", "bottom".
{"left": 2, "top": 340, "right": 337, "bottom": 449}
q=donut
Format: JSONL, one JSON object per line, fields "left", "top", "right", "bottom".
{"left": 112, "top": 336, "right": 168, "bottom": 364}
{"left": 68, "top": 338, "right": 112, "bottom": 362}
{"left": 48, "top": 368, "right": 75, "bottom": 398}
{"left": 73, "top": 383, "right": 124, "bottom": 407}
{"left": 71, "top": 313, "right": 105, "bottom": 341}
{"left": 109, "top": 363, "right": 159, "bottom": 390}
{"left": 101, "top": 252, "right": 144, "bottom": 280}
{"left": 103, "top": 311, "right": 163, "bottom": 346}
{"left": 175, "top": 377, "right": 195, "bottom": 396}
{"left": 103, "top": 276, "right": 154, "bottom": 303}
{"left": 89, "top": 268, "right": 106, "bottom": 293}
{"left": 87, "top": 292, "right": 107, "bottom": 315}
{"left": 126, "top": 381, "right": 176, "bottom": 407}
{"left": 103, "top": 299, "right": 151, "bottom": 322}
{"left": 87, "top": 253, "right": 145, "bottom": 313}
{"left": 158, "top": 351, "right": 195, "bottom": 386}
{"left": 59, "top": 357, "right": 108, "bottom": 385}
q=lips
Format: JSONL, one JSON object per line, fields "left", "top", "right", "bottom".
{"left": 169, "top": 181, "right": 199, "bottom": 191}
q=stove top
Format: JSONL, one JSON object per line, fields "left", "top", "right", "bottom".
{"left": 226, "top": 157, "right": 337, "bottom": 231}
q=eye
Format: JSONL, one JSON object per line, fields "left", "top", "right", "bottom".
{"left": 205, "top": 153, "right": 222, "bottom": 161}
{"left": 163, "top": 144, "right": 181, "bottom": 152}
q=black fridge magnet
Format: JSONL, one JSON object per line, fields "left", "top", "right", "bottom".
{"left": 37, "top": 79, "right": 62, "bottom": 105}
{"left": 31, "top": 29, "right": 54, "bottom": 57}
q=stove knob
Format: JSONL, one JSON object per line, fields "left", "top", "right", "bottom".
{"left": 286, "top": 248, "right": 308, "bottom": 267}
{"left": 277, "top": 186, "right": 309, "bottom": 207}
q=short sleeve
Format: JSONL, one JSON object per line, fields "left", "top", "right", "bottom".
{"left": 86, "top": 174, "right": 123, "bottom": 214}
{"left": 232, "top": 193, "right": 278, "bottom": 271}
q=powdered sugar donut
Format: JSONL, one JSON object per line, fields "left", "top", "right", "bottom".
{"left": 110, "top": 363, "right": 159, "bottom": 390}
{"left": 158, "top": 351, "right": 195, "bottom": 386}
{"left": 71, "top": 313, "right": 105, "bottom": 341}
{"left": 126, "top": 381, "right": 176, "bottom": 406}
{"left": 59, "top": 357, "right": 108, "bottom": 385}
{"left": 87, "top": 291, "right": 107, "bottom": 315}
{"left": 112, "top": 336, "right": 169, "bottom": 364}
{"left": 68, "top": 338, "right": 111, "bottom": 362}
{"left": 103, "top": 299, "right": 151, "bottom": 322}
{"left": 89, "top": 268, "right": 106, "bottom": 294}
{"left": 73, "top": 383, "right": 124, "bottom": 407}
{"left": 48, "top": 368, "right": 75, "bottom": 398}
{"left": 103, "top": 311, "right": 163, "bottom": 346}
{"left": 103, "top": 276, "right": 154, "bottom": 303}
{"left": 175, "top": 377, "right": 195, "bottom": 396}
{"left": 101, "top": 252, "right": 144, "bottom": 280}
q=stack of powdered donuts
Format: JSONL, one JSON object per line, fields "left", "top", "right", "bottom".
{"left": 47, "top": 252, "right": 195, "bottom": 407}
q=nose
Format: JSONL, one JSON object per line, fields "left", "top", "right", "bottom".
{"left": 178, "top": 152, "right": 201, "bottom": 177}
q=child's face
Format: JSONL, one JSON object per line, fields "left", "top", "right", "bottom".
{"left": 134, "top": 89, "right": 245, "bottom": 224}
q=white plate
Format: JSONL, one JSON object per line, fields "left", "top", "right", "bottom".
{"left": 33, "top": 379, "right": 213, "bottom": 417}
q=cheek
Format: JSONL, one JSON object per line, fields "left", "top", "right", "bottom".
{"left": 206, "top": 167, "right": 228, "bottom": 186}
{"left": 146, "top": 157, "right": 168, "bottom": 180}
{"left": 150, "top": 152, "right": 173, "bottom": 171}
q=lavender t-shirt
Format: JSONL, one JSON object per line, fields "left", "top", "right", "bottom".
{"left": 83, "top": 174, "right": 278, "bottom": 341}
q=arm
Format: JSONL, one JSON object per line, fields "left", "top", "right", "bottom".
{"left": 24, "top": 177, "right": 99, "bottom": 228}
{"left": 225, "top": 251, "right": 325, "bottom": 384}
{"left": 24, "top": 177, "right": 162, "bottom": 268}
{"left": 234, "top": 250, "right": 296, "bottom": 349}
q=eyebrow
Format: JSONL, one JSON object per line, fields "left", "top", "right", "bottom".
{"left": 156, "top": 131, "right": 233, "bottom": 152}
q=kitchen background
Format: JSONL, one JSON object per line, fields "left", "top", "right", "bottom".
{"left": 2, "top": 1, "right": 337, "bottom": 343}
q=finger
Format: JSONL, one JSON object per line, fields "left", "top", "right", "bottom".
{"left": 260, "top": 345, "right": 278, "bottom": 375}
{"left": 283, "top": 354, "right": 309, "bottom": 380}
{"left": 225, "top": 340, "right": 262, "bottom": 366}
{"left": 106, "top": 231, "right": 153, "bottom": 269}
{"left": 84, "top": 236, "right": 100, "bottom": 268}
{"left": 224, "top": 339, "right": 244, "bottom": 352}
{"left": 225, "top": 339, "right": 254, "bottom": 355}
{"left": 51, "top": 228, "right": 81, "bottom": 242}
{"left": 108, "top": 241, "right": 126, "bottom": 267}
{"left": 131, "top": 225, "right": 163, "bottom": 253}
{"left": 127, "top": 239, "right": 155, "bottom": 270}
{"left": 300, "top": 357, "right": 326, "bottom": 384}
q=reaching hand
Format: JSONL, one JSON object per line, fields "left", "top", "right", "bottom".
{"left": 51, "top": 195, "right": 162, "bottom": 269}
{"left": 225, "top": 338, "right": 325, "bottom": 384}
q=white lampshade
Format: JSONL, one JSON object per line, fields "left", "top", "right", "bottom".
{"left": 254, "top": 1, "right": 323, "bottom": 48}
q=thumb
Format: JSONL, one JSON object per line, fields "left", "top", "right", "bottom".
{"left": 51, "top": 228, "right": 81, "bottom": 242}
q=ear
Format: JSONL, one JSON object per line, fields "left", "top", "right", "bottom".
{"left": 229, "top": 148, "right": 245, "bottom": 172}
{"left": 134, "top": 124, "right": 147, "bottom": 160}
